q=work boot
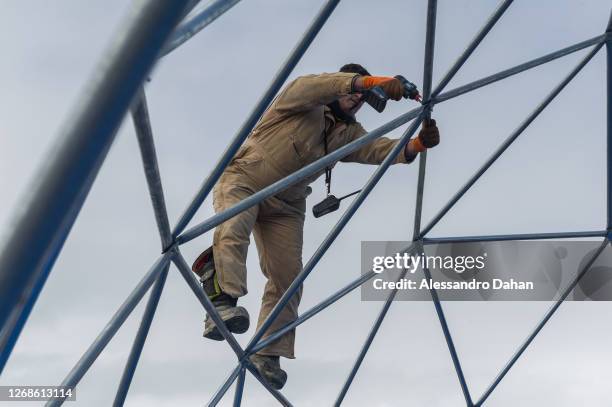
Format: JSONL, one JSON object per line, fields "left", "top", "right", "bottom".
{"left": 249, "top": 354, "right": 288, "bottom": 390}
{"left": 192, "top": 247, "right": 250, "bottom": 341}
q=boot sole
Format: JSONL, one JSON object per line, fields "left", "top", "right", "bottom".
{"left": 248, "top": 357, "right": 287, "bottom": 390}
{"left": 264, "top": 372, "right": 287, "bottom": 390}
{"left": 203, "top": 307, "right": 250, "bottom": 341}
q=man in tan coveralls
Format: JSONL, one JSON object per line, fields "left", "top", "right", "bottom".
{"left": 192, "top": 64, "right": 440, "bottom": 389}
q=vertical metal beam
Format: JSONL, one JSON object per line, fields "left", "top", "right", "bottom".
{"left": 244, "top": 113, "right": 425, "bottom": 355}
{"left": 171, "top": 0, "right": 341, "bottom": 238}
{"left": 419, "top": 42, "right": 603, "bottom": 239}
{"left": 334, "top": 269, "right": 408, "bottom": 406}
{"left": 0, "top": 0, "right": 192, "bottom": 373}
{"left": 232, "top": 367, "right": 247, "bottom": 407}
{"left": 475, "top": 239, "right": 609, "bottom": 406}
{"left": 46, "top": 253, "right": 173, "bottom": 407}
{"left": 412, "top": 0, "right": 437, "bottom": 239}
{"left": 606, "top": 12, "right": 612, "bottom": 232}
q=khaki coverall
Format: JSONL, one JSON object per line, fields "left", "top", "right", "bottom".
{"left": 212, "top": 72, "right": 413, "bottom": 358}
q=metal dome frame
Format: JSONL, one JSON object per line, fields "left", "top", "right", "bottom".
{"left": 0, "top": 0, "right": 611, "bottom": 405}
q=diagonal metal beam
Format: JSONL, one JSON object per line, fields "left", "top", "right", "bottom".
{"left": 243, "top": 361, "right": 293, "bottom": 407}
{"left": 243, "top": 113, "right": 426, "bottom": 356}
{"left": 418, "top": 242, "right": 473, "bottom": 406}
{"left": 252, "top": 242, "right": 419, "bottom": 355}
{"left": 430, "top": 0, "right": 514, "bottom": 98}
{"left": 475, "top": 238, "right": 609, "bottom": 406}
{"left": 132, "top": 89, "right": 173, "bottom": 248}
{"left": 112, "top": 89, "right": 175, "bottom": 406}
{"left": 0, "top": 0, "right": 193, "bottom": 373}
{"left": 162, "top": 0, "right": 242, "bottom": 57}
{"left": 334, "top": 268, "right": 409, "bottom": 406}
{"left": 419, "top": 42, "right": 604, "bottom": 239}
{"left": 113, "top": 263, "right": 170, "bottom": 407}
{"left": 207, "top": 364, "right": 243, "bottom": 407}
{"left": 251, "top": 271, "right": 376, "bottom": 355}
{"left": 46, "top": 252, "right": 173, "bottom": 407}
{"left": 171, "top": 251, "right": 244, "bottom": 357}
{"left": 171, "top": 0, "right": 342, "bottom": 239}
{"left": 176, "top": 106, "right": 424, "bottom": 245}
{"left": 435, "top": 34, "right": 607, "bottom": 104}
{"left": 232, "top": 366, "right": 247, "bottom": 407}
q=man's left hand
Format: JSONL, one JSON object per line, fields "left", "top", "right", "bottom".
{"left": 405, "top": 118, "right": 440, "bottom": 157}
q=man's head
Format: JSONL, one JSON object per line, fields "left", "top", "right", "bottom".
{"left": 337, "top": 63, "right": 370, "bottom": 117}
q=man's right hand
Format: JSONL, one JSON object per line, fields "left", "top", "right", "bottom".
{"left": 358, "top": 76, "right": 404, "bottom": 101}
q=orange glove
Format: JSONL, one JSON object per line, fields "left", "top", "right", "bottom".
{"left": 362, "top": 76, "right": 403, "bottom": 101}
{"left": 408, "top": 119, "right": 440, "bottom": 153}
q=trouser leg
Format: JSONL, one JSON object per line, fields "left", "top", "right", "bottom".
{"left": 253, "top": 198, "right": 305, "bottom": 359}
{"left": 212, "top": 179, "right": 258, "bottom": 298}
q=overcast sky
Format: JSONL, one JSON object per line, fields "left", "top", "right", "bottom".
{"left": 1, "top": 0, "right": 612, "bottom": 406}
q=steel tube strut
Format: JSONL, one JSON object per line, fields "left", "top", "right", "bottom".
{"left": 112, "top": 87, "right": 175, "bottom": 406}
{"left": 171, "top": 0, "right": 341, "bottom": 238}
{"left": 244, "top": 113, "right": 426, "bottom": 356}
{"left": 162, "top": 0, "right": 242, "bottom": 57}
{"left": 412, "top": 0, "right": 437, "bottom": 239}
{"left": 113, "top": 264, "right": 169, "bottom": 407}
{"left": 430, "top": 0, "right": 514, "bottom": 99}
{"left": 113, "top": 89, "right": 176, "bottom": 406}
{"left": 435, "top": 34, "right": 607, "bottom": 103}
{"left": 131, "top": 89, "right": 173, "bottom": 249}
{"left": 243, "top": 360, "right": 293, "bottom": 406}
{"left": 334, "top": 268, "right": 410, "bottom": 407}
{"left": 253, "top": 242, "right": 418, "bottom": 354}
{"left": 0, "top": 0, "right": 192, "bottom": 373}
{"left": 419, "top": 42, "right": 604, "bottom": 239}
{"left": 414, "top": 2, "right": 474, "bottom": 404}
{"left": 171, "top": 251, "right": 244, "bottom": 357}
{"left": 207, "top": 365, "right": 243, "bottom": 407}
{"left": 177, "top": 106, "right": 424, "bottom": 244}
{"left": 423, "top": 230, "right": 607, "bottom": 244}
{"left": 46, "top": 253, "right": 173, "bottom": 407}
{"left": 232, "top": 367, "right": 246, "bottom": 407}
{"left": 475, "top": 239, "right": 609, "bottom": 406}
{"left": 419, "top": 244, "right": 472, "bottom": 406}
{"left": 252, "top": 271, "right": 377, "bottom": 354}
{"left": 607, "top": 13, "right": 612, "bottom": 231}
{"left": 175, "top": 253, "right": 297, "bottom": 406}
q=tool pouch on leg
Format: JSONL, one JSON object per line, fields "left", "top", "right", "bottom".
{"left": 192, "top": 246, "right": 222, "bottom": 301}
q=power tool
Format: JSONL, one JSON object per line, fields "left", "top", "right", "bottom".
{"left": 362, "top": 75, "right": 421, "bottom": 112}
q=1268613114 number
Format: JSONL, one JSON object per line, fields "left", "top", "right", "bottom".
{"left": 0, "top": 386, "right": 76, "bottom": 401}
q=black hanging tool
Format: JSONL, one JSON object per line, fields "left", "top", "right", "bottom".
{"left": 312, "top": 190, "right": 362, "bottom": 218}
